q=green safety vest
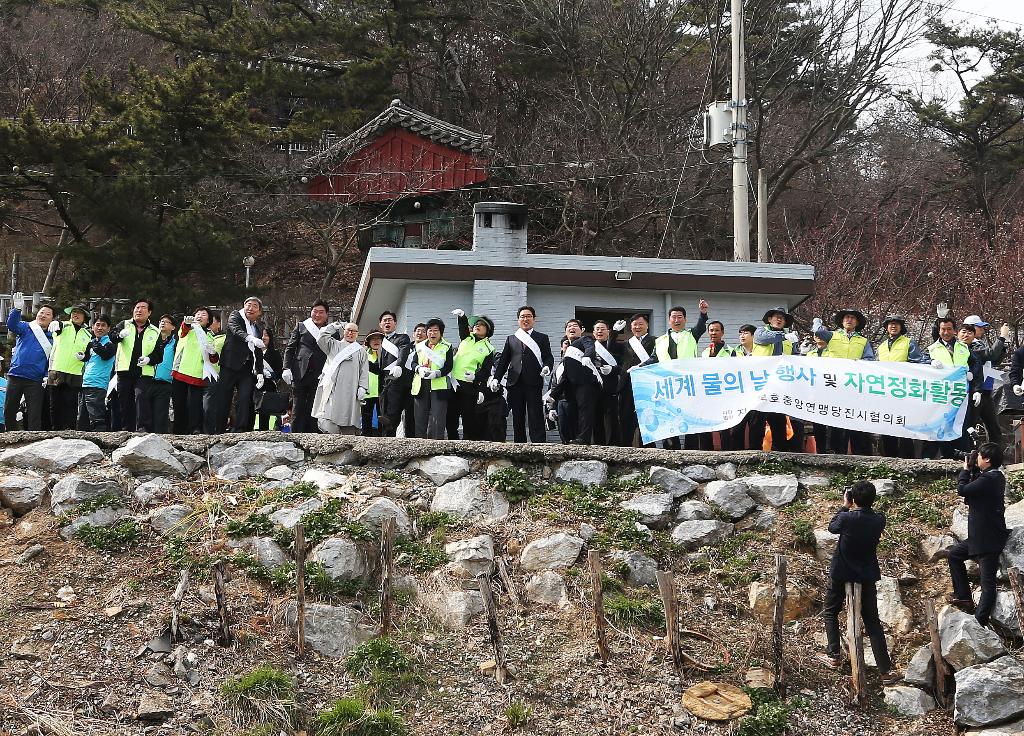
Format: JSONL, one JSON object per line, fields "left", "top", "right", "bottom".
{"left": 452, "top": 335, "right": 494, "bottom": 381}
{"left": 115, "top": 321, "right": 161, "bottom": 376}
{"left": 51, "top": 324, "right": 91, "bottom": 375}
{"left": 701, "top": 343, "right": 739, "bottom": 358}
{"left": 367, "top": 350, "right": 379, "bottom": 399}
{"left": 172, "top": 326, "right": 215, "bottom": 381}
{"left": 411, "top": 339, "right": 452, "bottom": 396}
{"left": 878, "top": 335, "right": 910, "bottom": 362}
{"left": 655, "top": 331, "right": 698, "bottom": 361}
{"left": 807, "top": 348, "right": 829, "bottom": 358}
{"left": 211, "top": 334, "right": 226, "bottom": 374}
{"left": 928, "top": 340, "right": 970, "bottom": 367}
{"left": 752, "top": 327, "right": 793, "bottom": 357}
{"left": 827, "top": 331, "right": 869, "bottom": 360}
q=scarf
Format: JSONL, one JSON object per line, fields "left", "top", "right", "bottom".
{"left": 318, "top": 340, "right": 363, "bottom": 392}
{"left": 628, "top": 335, "right": 650, "bottom": 363}
{"left": 302, "top": 318, "right": 323, "bottom": 341}
{"left": 28, "top": 321, "right": 53, "bottom": 360}
{"left": 514, "top": 328, "right": 542, "bottom": 364}
{"left": 191, "top": 324, "right": 218, "bottom": 382}
{"left": 594, "top": 340, "right": 616, "bottom": 367}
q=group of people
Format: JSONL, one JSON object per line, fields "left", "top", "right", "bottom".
{"left": 4, "top": 293, "right": 1022, "bottom": 456}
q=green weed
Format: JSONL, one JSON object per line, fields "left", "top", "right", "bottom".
{"left": 506, "top": 702, "right": 531, "bottom": 729}
{"left": 752, "top": 459, "right": 798, "bottom": 476}
{"left": 379, "top": 470, "right": 404, "bottom": 482}
{"left": 75, "top": 520, "right": 142, "bottom": 552}
{"left": 346, "top": 637, "right": 421, "bottom": 702}
{"left": 316, "top": 697, "right": 407, "bottom": 736}
{"left": 604, "top": 471, "right": 651, "bottom": 494}
{"left": 226, "top": 513, "right": 275, "bottom": 538}
{"left": 395, "top": 536, "right": 447, "bottom": 573}
{"left": 737, "top": 688, "right": 791, "bottom": 736}
{"left": 604, "top": 591, "right": 664, "bottom": 630}
{"left": 791, "top": 518, "right": 816, "bottom": 548}
{"left": 263, "top": 481, "right": 319, "bottom": 504}
{"left": 222, "top": 665, "right": 294, "bottom": 701}
{"left": 415, "top": 511, "right": 460, "bottom": 533}
{"left": 485, "top": 466, "right": 535, "bottom": 503}
{"left": 72, "top": 491, "right": 127, "bottom": 516}
{"left": 302, "top": 500, "right": 373, "bottom": 547}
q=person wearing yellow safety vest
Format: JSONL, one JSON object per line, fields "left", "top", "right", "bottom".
{"left": 876, "top": 315, "right": 928, "bottom": 459}
{"left": 923, "top": 317, "right": 976, "bottom": 459}
{"left": 751, "top": 307, "right": 801, "bottom": 452}
{"left": 448, "top": 309, "right": 496, "bottom": 441}
{"left": 635, "top": 300, "right": 710, "bottom": 450}
{"left": 172, "top": 308, "right": 219, "bottom": 435}
{"left": 729, "top": 324, "right": 758, "bottom": 449}
{"left": 812, "top": 308, "right": 875, "bottom": 456}
{"left": 411, "top": 318, "right": 454, "bottom": 439}
{"left": 362, "top": 330, "right": 385, "bottom": 436}
{"left": 698, "top": 320, "right": 741, "bottom": 451}
{"left": 46, "top": 304, "right": 92, "bottom": 430}
{"left": 112, "top": 299, "right": 165, "bottom": 432}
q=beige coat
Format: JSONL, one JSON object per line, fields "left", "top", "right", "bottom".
{"left": 311, "top": 327, "right": 369, "bottom": 430}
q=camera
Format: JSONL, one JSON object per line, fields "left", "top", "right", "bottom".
{"left": 954, "top": 449, "right": 978, "bottom": 467}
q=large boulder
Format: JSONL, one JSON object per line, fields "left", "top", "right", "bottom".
{"left": 965, "top": 719, "right": 1024, "bottom": 735}
{"left": 133, "top": 477, "right": 174, "bottom": 507}
{"left": 1005, "top": 499, "right": 1024, "bottom": 530}
{"left": 355, "top": 498, "right": 411, "bottom": 535}
{"left": 112, "top": 435, "right": 186, "bottom": 477}
{"left": 676, "top": 501, "right": 715, "bottom": 522}
{"left": 525, "top": 571, "right": 569, "bottom": 607}
{"left": 520, "top": 532, "right": 583, "bottom": 572}
{"left": 405, "top": 456, "right": 470, "bottom": 486}
{"left": 876, "top": 576, "right": 913, "bottom": 634}
{"left": 921, "top": 534, "right": 958, "bottom": 562}
{"left": 1, "top": 438, "right": 103, "bottom": 473}
{"left": 209, "top": 441, "right": 304, "bottom": 476}
{"left": 0, "top": 475, "right": 49, "bottom": 515}
{"left": 814, "top": 529, "right": 840, "bottom": 562}
{"left": 610, "top": 550, "right": 658, "bottom": 587}
{"left": 648, "top": 466, "right": 698, "bottom": 498}
{"left": 715, "top": 463, "right": 738, "bottom": 481}
{"left": 939, "top": 606, "right": 1007, "bottom": 671}
{"left": 982, "top": 591, "right": 1021, "bottom": 638}
{"left": 703, "top": 480, "right": 755, "bottom": 520}
{"left": 619, "top": 492, "right": 676, "bottom": 528}
{"left": 670, "top": 520, "right": 734, "bottom": 550}
{"left": 681, "top": 464, "right": 717, "bottom": 482}
{"left": 554, "top": 460, "right": 608, "bottom": 487}
{"left": 903, "top": 645, "right": 936, "bottom": 689}
{"left": 310, "top": 537, "right": 367, "bottom": 581}
{"left": 283, "top": 602, "right": 373, "bottom": 658}
{"left": 300, "top": 468, "right": 351, "bottom": 494}
{"left": 748, "top": 581, "right": 815, "bottom": 623}
{"left": 149, "top": 504, "right": 193, "bottom": 536}
{"left": 430, "top": 477, "right": 509, "bottom": 523}
{"left": 1002, "top": 527, "right": 1024, "bottom": 573}
{"left": 420, "top": 589, "right": 484, "bottom": 628}
{"left": 50, "top": 475, "right": 125, "bottom": 515}
{"left": 743, "top": 474, "right": 799, "bottom": 507}
{"left": 883, "top": 686, "right": 935, "bottom": 717}
{"left": 954, "top": 656, "right": 1024, "bottom": 727}
{"left": 444, "top": 535, "right": 494, "bottom": 579}
{"left": 951, "top": 505, "right": 969, "bottom": 540}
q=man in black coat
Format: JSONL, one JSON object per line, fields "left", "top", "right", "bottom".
{"left": 963, "top": 316, "right": 1009, "bottom": 445}
{"left": 491, "top": 305, "right": 554, "bottom": 443}
{"left": 215, "top": 297, "right": 269, "bottom": 433}
{"left": 282, "top": 300, "right": 336, "bottom": 433}
{"left": 375, "top": 310, "right": 411, "bottom": 436}
{"left": 818, "top": 480, "right": 898, "bottom": 684}
{"left": 558, "top": 319, "right": 600, "bottom": 445}
{"left": 617, "top": 313, "right": 655, "bottom": 447}
{"left": 947, "top": 442, "right": 1010, "bottom": 626}
{"left": 592, "top": 319, "right": 624, "bottom": 446}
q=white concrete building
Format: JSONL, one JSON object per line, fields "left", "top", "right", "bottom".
{"left": 351, "top": 202, "right": 815, "bottom": 349}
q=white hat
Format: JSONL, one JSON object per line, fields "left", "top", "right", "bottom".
{"left": 963, "top": 315, "right": 989, "bottom": 327}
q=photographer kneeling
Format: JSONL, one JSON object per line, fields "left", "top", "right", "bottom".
{"left": 947, "top": 442, "right": 1010, "bottom": 626}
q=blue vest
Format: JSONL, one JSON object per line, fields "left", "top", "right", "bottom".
{"left": 83, "top": 336, "right": 115, "bottom": 389}
{"left": 155, "top": 335, "right": 176, "bottom": 382}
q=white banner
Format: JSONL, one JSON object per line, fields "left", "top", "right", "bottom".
{"left": 630, "top": 356, "right": 969, "bottom": 445}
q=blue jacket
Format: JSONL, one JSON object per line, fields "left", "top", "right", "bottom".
{"left": 154, "top": 334, "right": 176, "bottom": 382}
{"left": 82, "top": 335, "right": 116, "bottom": 390}
{"left": 7, "top": 309, "right": 53, "bottom": 381}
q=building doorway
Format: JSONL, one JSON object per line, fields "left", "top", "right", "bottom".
{"left": 574, "top": 308, "right": 652, "bottom": 342}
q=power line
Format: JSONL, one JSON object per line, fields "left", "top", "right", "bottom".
{"left": 921, "top": 0, "right": 1023, "bottom": 26}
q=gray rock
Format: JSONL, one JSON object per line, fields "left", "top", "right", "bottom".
{"left": 682, "top": 464, "right": 717, "bottom": 482}
{"left": 300, "top": 468, "right": 351, "bottom": 492}
{"left": 149, "top": 504, "right": 193, "bottom": 536}
{"left": 311, "top": 537, "right": 367, "bottom": 581}
{"left": 921, "top": 534, "right": 958, "bottom": 562}
{"left": 175, "top": 451, "right": 204, "bottom": 476}
{"left": 743, "top": 474, "right": 799, "bottom": 507}
{"left": 264, "top": 465, "right": 294, "bottom": 481}
{"left": 0, "top": 475, "right": 49, "bottom": 515}
{"left": 876, "top": 576, "right": 913, "bottom": 634}
{"left": 715, "top": 463, "right": 738, "bottom": 481}
{"left": 670, "top": 520, "right": 734, "bottom": 550}
{"left": 217, "top": 463, "right": 249, "bottom": 481}
{"left": 675, "top": 500, "right": 715, "bottom": 522}
{"left": 317, "top": 449, "right": 362, "bottom": 467}
{"left": 739, "top": 506, "right": 777, "bottom": 531}
{"left": 871, "top": 478, "right": 896, "bottom": 496}
{"left": 420, "top": 589, "right": 485, "bottom": 628}
{"left": 619, "top": 492, "right": 675, "bottom": 528}
{"left": 143, "top": 661, "right": 174, "bottom": 687}
{"left": 227, "top": 537, "right": 289, "bottom": 570}
{"left": 355, "top": 497, "right": 411, "bottom": 535}
{"left": 112, "top": 434, "right": 186, "bottom": 477}
{"left": 133, "top": 477, "right": 174, "bottom": 507}
{"left": 283, "top": 601, "right": 373, "bottom": 657}
{"left": 208, "top": 440, "right": 304, "bottom": 476}
{"left": 965, "top": 718, "right": 1024, "bottom": 735}
{"left": 485, "top": 459, "right": 514, "bottom": 476}
{"left": 883, "top": 686, "right": 935, "bottom": 717}
{"left": 904, "top": 645, "right": 936, "bottom": 689}
{"left": 0, "top": 438, "right": 103, "bottom": 473}
{"left": 1006, "top": 499, "right": 1024, "bottom": 530}
{"left": 814, "top": 529, "right": 840, "bottom": 562}
{"left": 1002, "top": 526, "right": 1024, "bottom": 573}
{"left": 136, "top": 690, "right": 175, "bottom": 721}
{"left": 648, "top": 466, "right": 698, "bottom": 498}
{"left": 525, "top": 571, "right": 569, "bottom": 607}
{"left": 703, "top": 480, "right": 755, "bottom": 520}
{"left": 611, "top": 550, "right": 658, "bottom": 587}
{"left": 939, "top": 606, "right": 1007, "bottom": 671}
{"left": 60, "top": 507, "right": 131, "bottom": 540}
{"left": 579, "top": 522, "right": 598, "bottom": 541}
{"left": 15, "top": 544, "right": 45, "bottom": 565}
{"left": 444, "top": 535, "right": 494, "bottom": 579}
{"left": 520, "top": 532, "right": 584, "bottom": 572}
{"left": 430, "top": 477, "right": 509, "bottom": 523}
{"left": 269, "top": 497, "right": 325, "bottom": 530}
{"left": 979, "top": 590, "right": 1021, "bottom": 637}
{"left": 555, "top": 460, "right": 608, "bottom": 487}
{"left": 952, "top": 504, "right": 969, "bottom": 540}
{"left": 798, "top": 472, "right": 831, "bottom": 489}
{"left": 50, "top": 475, "right": 124, "bottom": 515}
{"left": 954, "top": 656, "right": 1024, "bottom": 727}
{"left": 405, "top": 455, "right": 470, "bottom": 486}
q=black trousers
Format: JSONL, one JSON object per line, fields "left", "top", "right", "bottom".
{"left": 48, "top": 383, "right": 80, "bottom": 430}
{"left": 976, "top": 391, "right": 1002, "bottom": 444}
{"left": 593, "top": 390, "right": 618, "bottom": 446}
{"left": 454, "top": 386, "right": 485, "bottom": 441}
{"left": 5, "top": 376, "right": 45, "bottom": 430}
{"left": 881, "top": 434, "right": 915, "bottom": 459}
{"left": 618, "top": 388, "right": 639, "bottom": 447}
{"left": 77, "top": 387, "right": 108, "bottom": 430}
{"left": 507, "top": 382, "right": 545, "bottom": 443}
{"left": 813, "top": 422, "right": 831, "bottom": 454}
{"left": 570, "top": 381, "right": 598, "bottom": 444}
{"left": 378, "top": 381, "right": 406, "bottom": 436}
{"left": 832, "top": 428, "right": 873, "bottom": 455}
{"left": 822, "top": 578, "right": 891, "bottom": 673}
{"left": 948, "top": 541, "right": 1001, "bottom": 625}
{"left": 117, "top": 373, "right": 153, "bottom": 432}
{"left": 216, "top": 365, "right": 254, "bottom": 433}
{"left": 360, "top": 396, "right": 380, "bottom": 436}
{"left": 150, "top": 380, "right": 172, "bottom": 433}
{"left": 172, "top": 380, "right": 206, "bottom": 434}
{"left": 292, "top": 382, "right": 318, "bottom": 433}
{"left": 750, "top": 412, "right": 794, "bottom": 452}
{"left": 414, "top": 390, "right": 448, "bottom": 439}
{"left": 203, "top": 382, "right": 220, "bottom": 433}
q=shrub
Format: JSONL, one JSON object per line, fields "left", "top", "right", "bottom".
{"left": 506, "top": 702, "right": 531, "bottom": 729}
{"left": 737, "top": 688, "right": 791, "bottom": 736}
{"left": 346, "top": 638, "right": 421, "bottom": 702}
{"left": 75, "top": 520, "right": 141, "bottom": 552}
{"left": 394, "top": 537, "right": 447, "bottom": 573}
{"left": 604, "top": 591, "right": 664, "bottom": 630}
{"left": 222, "top": 665, "right": 294, "bottom": 701}
{"left": 791, "top": 518, "right": 816, "bottom": 548}
{"left": 485, "top": 466, "right": 535, "bottom": 503}
{"left": 316, "top": 697, "right": 407, "bottom": 736}
{"left": 415, "top": 511, "right": 460, "bottom": 533}
{"left": 226, "top": 513, "right": 275, "bottom": 538}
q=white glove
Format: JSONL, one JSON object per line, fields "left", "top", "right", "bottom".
{"left": 263, "top": 364, "right": 273, "bottom": 378}
{"left": 50, "top": 320, "right": 62, "bottom": 334}
{"left": 463, "top": 370, "right": 475, "bottom": 381}
{"left": 387, "top": 364, "right": 402, "bottom": 378}
{"left": 329, "top": 321, "right": 344, "bottom": 331}
{"left": 75, "top": 351, "right": 86, "bottom": 361}
{"left": 972, "top": 392, "right": 982, "bottom": 407}
{"left": 12, "top": 292, "right": 24, "bottom": 312}
{"left": 476, "top": 392, "right": 485, "bottom": 405}
{"left": 417, "top": 366, "right": 430, "bottom": 378}
{"left": 547, "top": 409, "right": 557, "bottom": 423}
{"left": 487, "top": 377, "right": 499, "bottom": 392}
{"left": 245, "top": 334, "right": 263, "bottom": 349}
{"left": 613, "top": 319, "right": 627, "bottom": 332}
{"left": 1000, "top": 324, "right": 1011, "bottom": 340}
{"left": 451, "top": 309, "right": 464, "bottom": 317}
{"left": 254, "top": 374, "right": 265, "bottom": 390}
{"left": 136, "top": 356, "right": 150, "bottom": 367}
{"left": 119, "top": 325, "right": 131, "bottom": 339}
{"left": 930, "top": 360, "right": 944, "bottom": 369}
{"left": 540, "top": 365, "right": 551, "bottom": 377}
{"left": 184, "top": 315, "right": 195, "bottom": 325}
{"left": 1013, "top": 384, "right": 1024, "bottom": 396}
{"left": 599, "top": 364, "right": 612, "bottom": 375}
{"left": 581, "top": 358, "right": 596, "bottom": 372}
{"left": 785, "top": 331, "right": 799, "bottom": 343}
{"left": 281, "top": 369, "right": 293, "bottom": 385}
{"left": 425, "top": 370, "right": 439, "bottom": 380}
{"left": 206, "top": 344, "right": 218, "bottom": 356}
{"left": 357, "top": 387, "right": 367, "bottom": 401}
{"left": 966, "top": 371, "right": 973, "bottom": 381}
{"left": 811, "top": 318, "right": 823, "bottom": 331}
{"left": 544, "top": 396, "right": 555, "bottom": 410}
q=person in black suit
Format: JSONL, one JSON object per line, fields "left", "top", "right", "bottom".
{"left": 559, "top": 319, "right": 600, "bottom": 444}
{"left": 947, "top": 442, "right": 1010, "bottom": 625}
{"left": 592, "top": 319, "right": 624, "bottom": 446}
{"left": 282, "top": 300, "right": 337, "bottom": 433}
{"left": 818, "top": 480, "right": 899, "bottom": 684}
{"left": 491, "top": 305, "right": 554, "bottom": 443}
{"left": 214, "top": 297, "right": 268, "bottom": 433}
{"left": 617, "top": 313, "right": 655, "bottom": 447}
{"left": 375, "top": 311, "right": 411, "bottom": 436}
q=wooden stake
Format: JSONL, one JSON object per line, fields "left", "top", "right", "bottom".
{"left": 378, "top": 517, "right": 396, "bottom": 636}
{"left": 170, "top": 569, "right": 189, "bottom": 643}
{"left": 212, "top": 559, "right": 232, "bottom": 646}
{"left": 656, "top": 570, "right": 682, "bottom": 673}
{"left": 926, "top": 599, "right": 950, "bottom": 709}
{"left": 496, "top": 557, "right": 522, "bottom": 614}
{"left": 294, "top": 523, "right": 307, "bottom": 655}
{"left": 772, "top": 554, "right": 787, "bottom": 698}
{"left": 588, "top": 550, "right": 610, "bottom": 664}
{"left": 845, "top": 582, "right": 866, "bottom": 705}
{"left": 476, "top": 572, "right": 508, "bottom": 684}
{"left": 1008, "top": 568, "right": 1024, "bottom": 639}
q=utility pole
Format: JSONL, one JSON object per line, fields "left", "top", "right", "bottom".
{"left": 731, "top": 0, "right": 750, "bottom": 262}
{"left": 758, "top": 168, "right": 769, "bottom": 262}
